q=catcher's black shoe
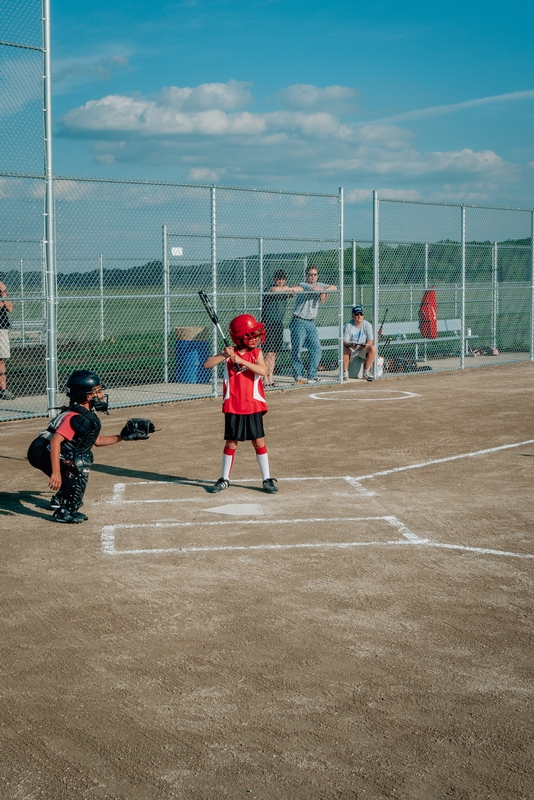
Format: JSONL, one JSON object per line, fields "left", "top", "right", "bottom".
{"left": 262, "top": 478, "right": 278, "bottom": 494}
{"left": 208, "top": 478, "right": 230, "bottom": 493}
{"left": 50, "top": 492, "right": 62, "bottom": 510}
{"left": 53, "top": 507, "right": 86, "bottom": 524}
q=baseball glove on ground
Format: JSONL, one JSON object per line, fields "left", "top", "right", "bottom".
{"left": 120, "top": 418, "right": 155, "bottom": 440}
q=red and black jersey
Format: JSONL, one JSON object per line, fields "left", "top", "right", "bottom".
{"left": 222, "top": 349, "right": 267, "bottom": 415}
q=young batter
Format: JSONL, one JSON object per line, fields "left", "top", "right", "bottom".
{"left": 204, "top": 314, "right": 278, "bottom": 494}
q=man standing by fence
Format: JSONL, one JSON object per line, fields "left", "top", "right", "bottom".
{"left": 290, "top": 266, "right": 337, "bottom": 385}
{"left": 0, "top": 279, "right": 13, "bottom": 400}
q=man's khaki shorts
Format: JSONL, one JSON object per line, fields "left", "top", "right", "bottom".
{"left": 0, "top": 330, "right": 10, "bottom": 360}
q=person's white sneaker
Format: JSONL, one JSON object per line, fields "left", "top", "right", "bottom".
{"left": 363, "top": 369, "right": 374, "bottom": 381}
{"left": 343, "top": 370, "right": 349, "bottom": 381}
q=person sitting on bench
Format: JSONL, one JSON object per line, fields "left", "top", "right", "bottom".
{"left": 343, "top": 305, "right": 376, "bottom": 381}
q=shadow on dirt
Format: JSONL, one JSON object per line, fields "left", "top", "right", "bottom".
{"left": 0, "top": 491, "right": 53, "bottom": 521}
{"left": 92, "top": 462, "right": 213, "bottom": 490}
{"left": 92, "top": 463, "right": 267, "bottom": 493}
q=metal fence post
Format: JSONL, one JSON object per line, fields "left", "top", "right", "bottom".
{"left": 460, "top": 206, "right": 466, "bottom": 369}
{"left": 424, "top": 242, "right": 429, "bottom": 289}
{"left": 243, "top": 258, "right": 247, "bottom": 312}
{"left": 491, "top": 242, "right": 499, "bottom": 347}
{"left": 20, "top": 259, "right": 26, "bottom": 347}
{"left": 258, "top": 237, "right": 264, "bottom": 319}
{"left": 99, "top": 254, "right": 104, "bottom": 342}
{"left": 162, "top": 225, "right": 169, "bottom": 382}
{"left": 43, "top": 0, "right": 58, "bottom": 414}
{"left": 352, "top": 239, "right": 357, "bottom": 307}
{"left": 531, "top": 211, "right": 534, "bottom": 361}
{"left": 211, "top": 187, "right": 218, "bottom": 397}
{"left": 338, "top": 188, "right": 344, "bottom": 383}
{"left": 372, "top": 191, "right": 379, "bottom": 377}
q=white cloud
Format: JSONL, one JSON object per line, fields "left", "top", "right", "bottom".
{"left": 54, "top": 55, "right": 131, "bottom": 84}
{"left": 60, "top": 94, "right": 267, "bottom": 136}
{"left": 323, "top": 148, "right": 514, "bottom": 178}
{"left": 275, "top": 84, "right": 357, "bottom": 113}
{"left": 157, "top": 80, "right": 252, "bottom": 111}
{"left": 59, "top": 90, "right": 355, "bottom": 141}
{"left": 186, "top": 167, "right": 223, "bottom": 182}
{"left": 345, "top": 189, "right": 373, "bottom": 203}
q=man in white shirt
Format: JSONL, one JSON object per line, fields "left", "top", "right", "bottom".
{"left": 343, "top": 305, "right": 376, "bottom": 381}
{"left": 289, "top": 266, "right": 337, "bottom": 384}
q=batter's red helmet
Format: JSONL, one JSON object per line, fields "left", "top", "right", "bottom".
{"left": 228, "top": 314, "right": 266, "bottom": 348}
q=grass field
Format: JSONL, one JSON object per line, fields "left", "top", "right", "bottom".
{"left": 1, "top": 362, "right": 533, "bottom": 799}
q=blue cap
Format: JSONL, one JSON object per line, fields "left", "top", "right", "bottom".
{"left": 352, "top": 305, "right": 364, "bottom": 315}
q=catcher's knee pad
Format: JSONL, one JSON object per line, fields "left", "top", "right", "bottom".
{"left": 59, "top": 452, "right": 93, "bottom": 513}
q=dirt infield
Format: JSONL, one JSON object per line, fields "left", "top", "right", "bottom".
{"left": 1, "top": 363, "right": 533, "bottom": 799}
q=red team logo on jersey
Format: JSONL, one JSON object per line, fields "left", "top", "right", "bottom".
{"left": 222, "top": 349, "right": 267, "bottom": 415}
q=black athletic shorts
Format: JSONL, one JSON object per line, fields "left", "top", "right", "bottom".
{"left": 224, "top": 412, "right": 265, "bottom": 441}
{"left": 27, "top": 436, "right": 52, "bottom": 476}
{"left": 264, "top": 320, "right": 284, "bottom": 353}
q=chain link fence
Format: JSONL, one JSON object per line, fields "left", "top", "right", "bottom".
{"left": 372, "top": 196, "right": 534, "bottom": 376}
{"left": 0, "top": 176, "right": 343, "bottom": 419}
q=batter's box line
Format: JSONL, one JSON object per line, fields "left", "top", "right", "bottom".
{"left": 100, "top": 515, "right": 534, "bottom": 560}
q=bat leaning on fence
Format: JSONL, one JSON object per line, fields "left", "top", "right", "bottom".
{"left": 198, "top": 290, "right": 230, "bottom": 347}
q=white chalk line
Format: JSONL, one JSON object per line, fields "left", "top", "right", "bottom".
{"left": 100, "top": 514, "right": 534, "bottom": 560}
{"left": 101, "top": 515, "right": 422, "bottom": 556}
{"left": 309, "top": 389, "right": 420, "bottom": 402}
{"left": 351, "top": 438, "right": 534, "bottom": 483}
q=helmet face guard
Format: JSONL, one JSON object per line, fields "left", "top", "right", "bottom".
{"left": 229, "top": 315, "right": 266, "bottom": 349}
{"left": 91, "top": 394, "right": 109, "bottom": 415}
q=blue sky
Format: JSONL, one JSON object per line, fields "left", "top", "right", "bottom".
{"left": 50, "top": 0, "right": 534, "bottom": 232}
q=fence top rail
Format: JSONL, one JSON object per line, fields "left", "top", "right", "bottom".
{"left": 377, "top": 239, "right": 532, "bottom": 248}
{"left": 0, "top": 40, "right": 43, "bottom": 52}
{"left": 378, "top": 196, "right": 534, "bottom": 213}
{"left": 0, "top": 171, "right": 339, "bottom": 198}
{"left": 50, "top": 174, "right": 339, "bottom": 198}
{"left": 167, "top": 232, "right": 339, "bottom": 243}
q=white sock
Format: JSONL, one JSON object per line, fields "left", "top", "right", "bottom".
{"left": 255, "top": 446, "right": 270, "bottom": 480}
{"left": 222, "top": 447, "right": 235, "bottom": 480}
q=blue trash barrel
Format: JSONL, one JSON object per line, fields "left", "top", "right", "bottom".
{"left": 175, "top": 340, "right": 210, "bottom": 383}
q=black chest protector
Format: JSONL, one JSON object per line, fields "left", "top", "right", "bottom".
{"left": 46, "top": 404, "right": 101, "bottom": 456}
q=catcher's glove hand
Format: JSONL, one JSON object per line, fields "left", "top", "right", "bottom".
{"left": 120, "top": 418, "right": 156, "bottom": 441}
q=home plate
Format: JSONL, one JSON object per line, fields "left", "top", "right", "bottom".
{"left": 204, "top": 503, "right": 264, "bottom": 517}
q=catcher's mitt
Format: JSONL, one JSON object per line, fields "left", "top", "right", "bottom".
{"left": 120, "top": 418, "right": 155, "bottom": 441}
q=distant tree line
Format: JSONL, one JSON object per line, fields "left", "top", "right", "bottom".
{"left": 1, "top": 238, "right": 531, "bottom": 292}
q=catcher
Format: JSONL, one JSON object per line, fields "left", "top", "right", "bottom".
{"left": 27, "top": 369, "right": 155, "bottom": 524}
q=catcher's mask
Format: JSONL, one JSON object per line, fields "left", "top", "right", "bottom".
{"left": 228, "top": 314, "right": 266, "bottom": 349}
{"left": 66, "top": 369, "right": 109, "bottom": 414}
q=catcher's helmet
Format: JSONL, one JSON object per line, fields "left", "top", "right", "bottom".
{"left": 66, "top": 370, "right": 109, "bottom": 413}
{"left": 228, "top": 314, "right": 266, "bottom": 348}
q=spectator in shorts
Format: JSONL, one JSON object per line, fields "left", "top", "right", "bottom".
{"left": 290, "top": 266, "right": 337, "bottom": 384}
{"left": 343, "top": 305, "right": 376, "bottom": 381}
{"left": 262, "top": 270, "right": 303, "bottom": 386}
{"left": 0, "top": 279, "right": 13, "bottom": 400}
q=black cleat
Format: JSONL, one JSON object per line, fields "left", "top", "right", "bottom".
{"left": 208, "top": 478, "right": 230, "bottom": 493}
{"left": 262, "top": 478, "right": 278, "bottom": 494}
{"left": 53, "top": 507, "right": 85, "bottom": 524}
{"left": 50, "top": 493, "right": 62, "bottom": 510}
